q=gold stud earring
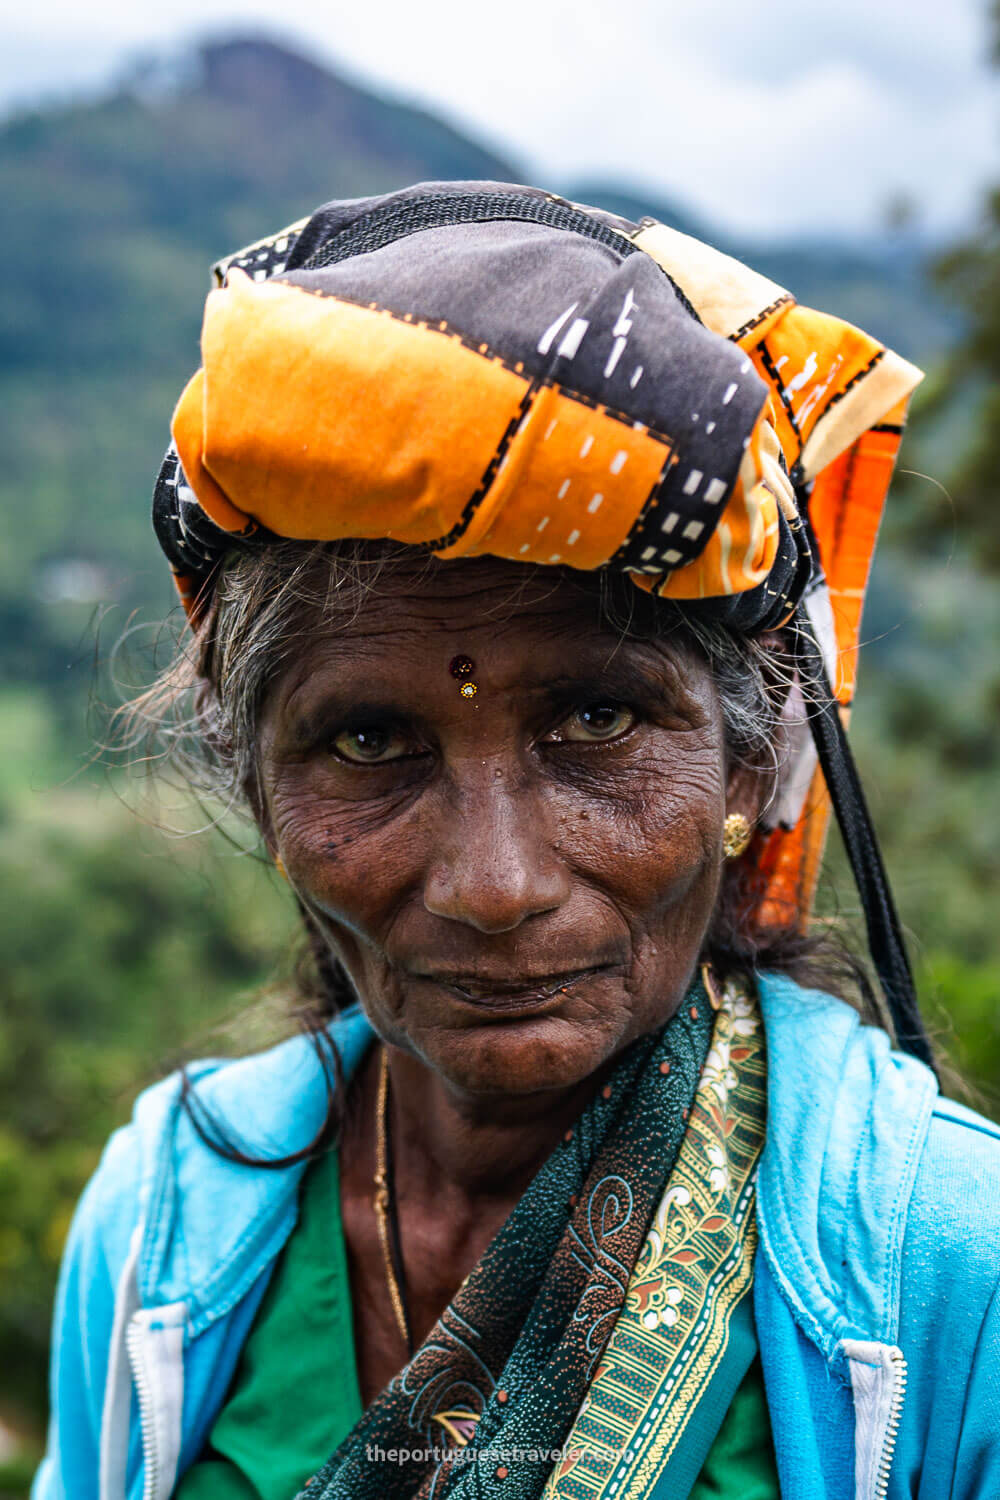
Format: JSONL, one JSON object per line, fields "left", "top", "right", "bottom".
{"left": 274, "top": 853, "right": 288, "bottom": 881}
{"left": 722, "top": 813, "right": 753, "bottom": 860}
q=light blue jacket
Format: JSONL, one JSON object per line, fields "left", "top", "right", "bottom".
{"left": 32, "top": 973, "right": 1000, "bottom": 1500}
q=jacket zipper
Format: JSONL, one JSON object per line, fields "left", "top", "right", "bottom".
{"left": 125, "top": 1316, "right": 162, "bottom": 1500}
{"left": 123, "top": 1304, "right": 187, "bottom": 1500}
{"left": 873, "top": 1348, "right": 907, "bottom": 1498}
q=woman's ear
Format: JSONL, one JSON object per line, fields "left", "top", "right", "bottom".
{"left": 193, "top": 675, "right": 233, "bottom": 763}
{"left": 725, "top": 760, "right": 770, "bottom": 829}
{"left": 724, "top": 628, "right": 794, "bottom": 827}
{"left": 193, "top": 672, "right": 276, "bottom": 856}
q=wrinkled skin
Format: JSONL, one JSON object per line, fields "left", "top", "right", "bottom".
{"left": 251, "top": 555, "right": 767, "bottom": 1401}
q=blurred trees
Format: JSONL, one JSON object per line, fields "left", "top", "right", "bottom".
{"left": 0, "top": 773, "right": 298, "bottom": 1466}
{"left": 925, "top": 2, "right": 1000, "bottom": 568}
{"left": 931, "top": 191, "right": 1000, "bottom": 565}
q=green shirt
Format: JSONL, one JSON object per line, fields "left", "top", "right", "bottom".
{"left": 176, "top": 1152, "right": 778, "bottom": 1499}
{"left": 176, "top": 1150, "right": 362, "bottom": 1500}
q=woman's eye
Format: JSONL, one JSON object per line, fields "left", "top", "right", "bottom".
{"left": 330, "top": 726, "right": 414, "bottom": 764}
{"left": 551, "top": 703, "right": 637, "bottom": 743}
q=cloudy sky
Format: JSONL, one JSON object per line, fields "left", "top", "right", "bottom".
{"left": 4, "top": 0, "right": 996, "bottom": 241}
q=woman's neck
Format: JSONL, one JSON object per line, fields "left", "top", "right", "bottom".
{"left": 384, "top": 1042, "right": 610, "bottom": 1204}
{"left": 339, "top": 1040, "right": 611, "bottom": 1397}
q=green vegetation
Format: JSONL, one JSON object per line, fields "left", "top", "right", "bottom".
{"left": 0, "top": 29, "right": 996, "bottom": 1483}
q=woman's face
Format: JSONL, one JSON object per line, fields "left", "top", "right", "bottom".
{"left": 255, "top": 555, "right": 760, "bottom": 1100}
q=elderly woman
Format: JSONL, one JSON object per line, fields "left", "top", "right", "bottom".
{"left": 34, "top": 182, "right": 1000, "bottom": 1500}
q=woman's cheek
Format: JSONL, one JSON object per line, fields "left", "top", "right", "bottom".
{"left": 266, "top": 769, "right": 414, "bottom": 911}
{"left": 554, "top": 734, "right": 726, "bottom": 883}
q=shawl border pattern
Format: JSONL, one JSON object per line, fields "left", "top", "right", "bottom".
{"left": 543, "top": 974, "right": 767, "bottom": 1499}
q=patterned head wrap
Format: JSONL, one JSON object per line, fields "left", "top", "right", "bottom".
{"left": 152, "top": 180, "right": 932, "bottom": 1069}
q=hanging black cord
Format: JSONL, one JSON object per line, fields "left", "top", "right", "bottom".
{"left": 791, "top": 606, "right": 938, "bottom": 1076}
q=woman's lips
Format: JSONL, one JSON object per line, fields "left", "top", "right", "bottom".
{"left": 415, "top": 964, "right": 614, "bottom": 1015}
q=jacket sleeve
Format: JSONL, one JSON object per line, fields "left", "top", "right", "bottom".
{"left": 953, "top": 1267, "right": 1000, "bottom": 1499}
{"left": 900, "top": 1098, "right": 1000, "bottom": 1500}
{"left": 31, "top": 1121, "right": 145, "bottom": 1500}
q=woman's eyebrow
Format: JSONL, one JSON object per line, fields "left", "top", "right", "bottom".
{"left": 537, "top": 651, "right": 690, "bottom": 705}
{"left": 280, "top": 690, "right": 418, "bottom": 747}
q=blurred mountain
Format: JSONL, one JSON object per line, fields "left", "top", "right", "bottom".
{"left": 567, "top": 178, "right": 959, "bottom": 359}
{"left": 1, "top": 35, "right": 519, "bottom": 377}
{"left": 0, "top": 34, "right": 960, "bottom": 698}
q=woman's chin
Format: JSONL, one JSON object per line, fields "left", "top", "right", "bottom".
{"left": 393, "top": 975, "right": 637, "bottom": 1098}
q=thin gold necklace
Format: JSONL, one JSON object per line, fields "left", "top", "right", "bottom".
{"left": 373, "top": 1046, "right": 413, "bottom": 1354}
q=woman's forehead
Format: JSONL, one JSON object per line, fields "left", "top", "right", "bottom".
{"left": 293, "top": 553, "right": 616, "bottom": 643}
{"left": 263, "top": 554, "right": 702, "bottom": 711}
{"left": 289, "top": 553, "right": 696, "bottom": 656}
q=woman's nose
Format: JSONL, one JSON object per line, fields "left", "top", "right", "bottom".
{"left": 422, "top": 775, "right": 570, "bottom": 933}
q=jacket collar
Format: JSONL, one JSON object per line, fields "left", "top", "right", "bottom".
{"left": 755, "top": 973, "right": 937, "bottom": 1359}
{"left": 133, "top": 1005, "right": 375, "bottom": 1336}
{"left": 135, "top": 975, "right": 938, "bottom": 1355}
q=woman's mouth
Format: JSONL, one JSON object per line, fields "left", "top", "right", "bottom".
{"left": 416, "top": 965, "right": 614, "bottom": 1015}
